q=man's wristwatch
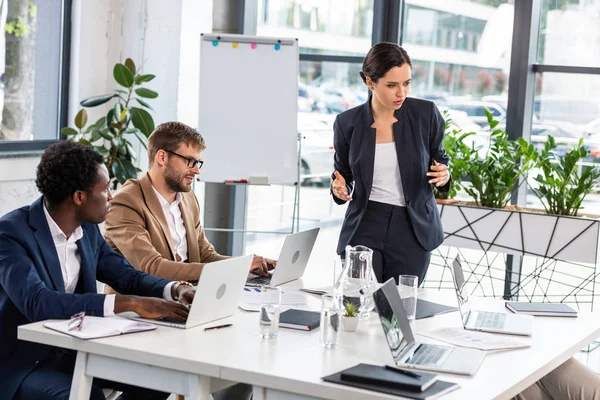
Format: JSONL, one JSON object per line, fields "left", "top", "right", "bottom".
{"left": 171, "top": 280, "right": 194, "bottom": 301}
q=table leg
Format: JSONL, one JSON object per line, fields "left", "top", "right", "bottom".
{"left": 69, "top": 351, "right": 93, "bottom": 400}
{"left": 186, "top": 374, "right": 212, "bottom": 400}
{"left": 254, "top": 387, "right": 323, "bottom": 400}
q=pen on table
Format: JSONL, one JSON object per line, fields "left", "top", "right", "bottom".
{"left": 384, "top": 365, "right": 422, "bottom": 378}
{"left": 204, "top": 323, "right": 232, "bottom": 331}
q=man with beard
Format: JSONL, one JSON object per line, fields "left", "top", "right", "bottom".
{"left": 103, "top": 121, "right": 273, "bottom": 399}
{"left": 104, "top": 121, "right": 276, "bottom": 285}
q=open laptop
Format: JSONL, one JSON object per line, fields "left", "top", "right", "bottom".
{"left": 132, "top": 254, "right": 254, "bottom": 329}
{"left": 246, "top": 228, "right": 320, "bottom": 287}
{"left": 373, "top": 279, "right": 485, "bottom": 376}
{"left": 451, "top": 256, "right": 533, "bottom": 336}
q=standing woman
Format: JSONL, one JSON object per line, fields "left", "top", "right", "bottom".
{"left": 331, "top": 42, "right": 450, "bottom": 285}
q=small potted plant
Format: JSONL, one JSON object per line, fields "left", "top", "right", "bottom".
{"left": 341, "top": 301, "right": 359, "bottom": 332}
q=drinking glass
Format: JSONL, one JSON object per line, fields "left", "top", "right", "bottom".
{"left": 319, "top": 293, "right": 341, "bottom": 348}
{"left": 258, "top": 286, "right": 281, "bottom": 339}
{"left": 399, "top": 275, "right": 418, "bottom": 322}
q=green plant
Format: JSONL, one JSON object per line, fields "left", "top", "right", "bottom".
{"left": 62, "top": 58, "right": 157, "bottom": 189}
{"left": 463, "top": 109, "right": 538, "bottom": 208}
{"left": 434, "top": 111, "right": 481, "bottom": 200}
{"left": 530, "top": 136, "right": 600, "bottom": 216}
{"left": 343, "top": 301, "right": 358, "bottom": 318}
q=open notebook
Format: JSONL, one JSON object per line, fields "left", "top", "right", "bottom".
{"left": 44, "top": 316, "right": 156, "bottom": 340}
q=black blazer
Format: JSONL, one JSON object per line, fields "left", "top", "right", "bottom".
{"left": 331, "top": 97, "right": 450, "bottom": 255}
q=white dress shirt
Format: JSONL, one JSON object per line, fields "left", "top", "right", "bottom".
{"left": 43, "top": 206, "right": 176, "bottom": 317}
{"left": 153, "top": 188, "right": 188, "bottom": 262}
{"left": 369, "top": 142, "right": 406, "bottom": 206}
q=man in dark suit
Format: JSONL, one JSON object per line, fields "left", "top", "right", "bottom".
{"left": 0, "top": 141, "right": 194, "bottom": 400}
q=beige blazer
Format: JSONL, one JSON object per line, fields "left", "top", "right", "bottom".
{"left": 103, "top": 173, "right": 228, "bottom": 294}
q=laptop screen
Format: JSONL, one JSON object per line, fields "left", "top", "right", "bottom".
{"left": 452, "top": 256, "right": 472, "bottom": 327}
{"left": 372, "top": 279, "right": 415, "bottom": 364}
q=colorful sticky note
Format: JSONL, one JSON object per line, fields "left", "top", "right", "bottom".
{"left": 251, "top": 43, "right": 257, "bottom": 49}
{"left": 274, "top": 44, "right": 281, "bottom": 51}
{"left": 232, "top": 42, "right": 239, "bottom": 48}
{"left": 212, "top": 40, "right": 218, "bottom": 46}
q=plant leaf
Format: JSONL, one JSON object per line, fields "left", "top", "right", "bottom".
{"left": 81, "top": 94, "right": 115, "bottom": 107}
{"left": 61, "top": 127, "right": 78, "bottom": 136}
{"left": 134, "top": 97, "right": 153, "bottom": 110}
{"left": 126, "top": 128, "right": 148, "bottom": 149}
{"left": 135, "top": 88, "right": 158, "bottom": 99}
{"left": 112, "top": 159, "right": 127, "bottom": 184}
{"left": 135, "top": 74, "right": 156, "bottom": 84}
{"left": 124, "top": 58, "right": 136, "bottom": 75}
{"left": 74, "top": 109, "right": 88, "bottom": 129}
{"left": 96, "top": 128, "right": 113, "bottom": 140}
{"left": 113, "top": 63, "right": 134, "bottom": 88}
{"left": 130, "top": 107, "right": 155, "bottom": 137}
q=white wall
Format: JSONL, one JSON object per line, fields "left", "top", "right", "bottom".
{"left": 0, "top": 157, "right": 40, "bottom": 216}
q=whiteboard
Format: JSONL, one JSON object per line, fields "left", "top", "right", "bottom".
{"left": 198, "top": 33, "right": 299, "bottom": 184}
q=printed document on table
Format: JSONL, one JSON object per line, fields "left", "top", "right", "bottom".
{"left": 239, "top": 287, "right": 308, "bottom": 311}
{"left": 419, "top": 327, "right": 531, "bottom": 351}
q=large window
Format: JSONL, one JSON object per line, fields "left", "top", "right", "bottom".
{"left": 530, "top": 0, "right": 600, "bottom": 215}
{"left": 538, "top": 0, "right": 600, "bottom": 68}
{"left": 0, "top": 0, "right": 68, "bottom": 152}
{"left": 402, "top": 1, "right": 512, "bottom": 135}
{"left": 257, "top": 0, "right": 373, "bottom": 56}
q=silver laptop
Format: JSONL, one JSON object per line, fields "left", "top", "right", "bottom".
{"left": 132, "top": 255, "right": 254, "bottom": 329}
{"left": 451, "top": 256, "right": 533, "bottom": 336}
{"left": 246, "top": 228, "right": 320, "bottom": 287}
{"left": 373, "top": 279, "right": 485, "bottom": 376}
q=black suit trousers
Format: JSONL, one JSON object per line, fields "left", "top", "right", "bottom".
{"left": 348, "top": 201, "right": 430, "bottom": 285}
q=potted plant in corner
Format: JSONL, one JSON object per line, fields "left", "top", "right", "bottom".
{"left": 62, "top": 58, "right": 158, "bottom": 190}
{"left": 341, "top": 301, "right": 359, "bottom": 332}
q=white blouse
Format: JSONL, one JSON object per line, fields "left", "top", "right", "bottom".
{"left": 369, "top": 142, "right": 406, "bottom": 206}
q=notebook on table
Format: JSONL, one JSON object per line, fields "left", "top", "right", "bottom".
{"left": 279, "top": 309, "right": 320, "bottom": 331}
{"left": 416, "top": 299, "right": 457, "bottom": 320}
{"left": 44, "top": 316, "right": 156, "bottom": 340}
{"left": 339, "top": 363, "right": 438, "bottom": 392}
{"left": 323, "top": 367, "right": 459, "bottom": 400}
{"left": 505, "top": 302, "right": 578, "bottom": 317}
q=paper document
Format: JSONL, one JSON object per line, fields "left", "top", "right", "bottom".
{"left": 419, "top": 327, "right": 531, "bottom": 351}
{"left": 239, "top": 286, "right": 308, "bottom": 311}
{"left": 44, "top": 316, "right": 156, "bottom": 340}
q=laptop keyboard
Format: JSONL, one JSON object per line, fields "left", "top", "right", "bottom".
{"left": 158, "top": 317, "right": 185, "bottom": 326}
{"left": 474, "top": 311, "right": 505, "bottom": 329}
{"left": 247, "top": 275, "right": 273, "bottom": 286}
{"left": 408, "top": 344, "right": 451, "bottom": 366}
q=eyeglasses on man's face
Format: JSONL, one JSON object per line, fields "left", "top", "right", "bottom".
{"left": 164, "top": 150, "right": 204, "bottom": 169}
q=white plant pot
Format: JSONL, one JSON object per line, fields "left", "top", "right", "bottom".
{"left": 341, "top": 316, "right": 359, "bottom": 332}
{"left": 437, "top": 203, "right": 600, "bottom": 264}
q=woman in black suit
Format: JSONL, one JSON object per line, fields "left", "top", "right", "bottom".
{"left": 331, "top": 42, "right": 450, "bottom": 285}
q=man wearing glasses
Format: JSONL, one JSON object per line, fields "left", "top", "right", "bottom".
{"left": 104, "top": 121, "right": 275, "bottom": 286}
{"left": 103, "top": 122, "right": 274, "bottom": 399}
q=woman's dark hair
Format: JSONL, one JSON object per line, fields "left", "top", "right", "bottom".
{"left": 360, "top": 42, "right": 412, "bottom": 84}
{"left": 35, "top": 141, "right": 104, "bottom": 208}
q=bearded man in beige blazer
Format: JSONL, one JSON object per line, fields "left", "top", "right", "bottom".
{"left": 104, "top": 121, "right": 275, "bottom": 286}
{"left": 103, "top": 121, "right": 272, "bottom": 400}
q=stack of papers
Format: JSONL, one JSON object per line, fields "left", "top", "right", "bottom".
{"left": 239, "top": 286, "right": 308, "bottom": 311}
{"left": 419, "top": 327, "right": 531, "bottom": 351}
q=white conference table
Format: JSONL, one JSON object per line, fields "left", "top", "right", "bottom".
{"left": 18, "top": 263, "right": 600, "bottom": 400}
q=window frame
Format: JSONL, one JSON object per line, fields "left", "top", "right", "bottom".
{"left": 0, "top": 0, "right": 72, "bottom": 154}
